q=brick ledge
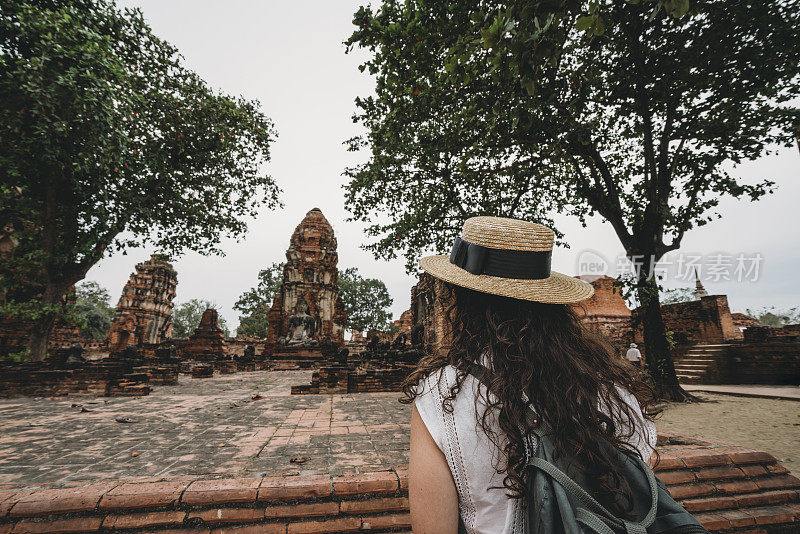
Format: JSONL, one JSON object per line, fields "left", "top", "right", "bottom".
{"left": 0, "top": 434, "right": 798, "bottom": 533}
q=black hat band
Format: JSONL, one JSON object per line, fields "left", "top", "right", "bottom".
{"left": 449, "top": 236, "right": 552, "bottom": 280}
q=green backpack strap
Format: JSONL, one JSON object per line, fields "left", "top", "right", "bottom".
{"left": 528, "top": 453, "right": 659, "bottom": 534}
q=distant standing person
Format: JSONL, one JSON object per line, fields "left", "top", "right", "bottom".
{"left": 627, "top": 342, "right": 643, "bottom": 368}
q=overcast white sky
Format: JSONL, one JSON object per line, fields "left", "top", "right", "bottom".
{"left": 90, "top": 1, "right": 800, "bottom": 330}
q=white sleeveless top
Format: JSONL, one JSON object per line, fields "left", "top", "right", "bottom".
{"left": 414, "top": 365, "right": 657, "bottom": 534}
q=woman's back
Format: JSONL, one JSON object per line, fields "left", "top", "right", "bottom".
{"left": 415, "top": 365, "right": 657, "bottom": 534}
{"left": 408, "top": 217, "right": 664, "bottom": 533}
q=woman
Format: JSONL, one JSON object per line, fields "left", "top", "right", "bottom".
{"left": 404, "top": 217, "right": 657, "bottom": 534}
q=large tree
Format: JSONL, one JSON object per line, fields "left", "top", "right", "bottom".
{"left": 233, "top": 262, "right": 284, "bottom": 338}
{"left": 0, "top": 0, "right": 280, "bottom": 360}
{"left": 338, "top": 267, "right": 394, "bottom": 333}
{"left": 344, "top": 0, "right": 800, "bottom": 400}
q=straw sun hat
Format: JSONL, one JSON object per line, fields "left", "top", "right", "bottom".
{"left": 419, "top": 216, "right": 594, "bottom": 304}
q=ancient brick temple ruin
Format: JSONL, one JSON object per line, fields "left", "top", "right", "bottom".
{"left": 266, "top": 208, "right": 347, "bottom": 366}
{"left": 574, "top": 275, "right": 633, "bottom": 349}
{"left": 577, "top": 275, "right": 800, "bottom": 384}
{"left": 181, "top": 308, "right": 227, "bottom": 360}
{"left": 392, "top": 308, "right": 413, "bottom": 342}
{"left": 106, "top": 254, "right": 177, "bottom": 353}
{"left": 409, "top": 272, "right": 452, "bottom": 356}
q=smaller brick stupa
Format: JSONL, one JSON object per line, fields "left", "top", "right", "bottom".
{"left": 182, "top": 309, "right": 227, "bottom": 360}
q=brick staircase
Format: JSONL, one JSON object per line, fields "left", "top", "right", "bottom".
{"left": 674, "top": 344, "right": 731, "bottom": 384}
{"left": 1, "top": 433, "right": 798, "bottom": 533}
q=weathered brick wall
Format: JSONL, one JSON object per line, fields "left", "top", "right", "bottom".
{"left": 0, "top": 286, "right": 95, "bottom": 358}
{"left": 0, "top": 435, "right": 798, "bottom": 533}
{"left": 745, "top": 324, "right": 800, "bottom": 341}
{"left": 571, "top": 276, "right": 635, "bottom": 356}
{"left": 672, "top": 340, "right": 800, "bottom": 385}
{"left": 722, "top": 342, "right": 800, "bottom": 384}
{"left": 226, "top": 338, "right": 263, "bottom": 358}
{"left": 0, "top": 316, "right": 90, "bottom": 357}
{"left": 633, "top": 295, "right": 740, "bottom": 345}
{"left": 291, "top": 365, "right": 412, "bottom": 395}
{"left": 410, "top": 273, "right": 452, "bottom": 357}
{"left": 0, "top": 362, "right": 153, "bottom": 398}
{"left": 392, "top": 309, "right": 413, "bottom": 339}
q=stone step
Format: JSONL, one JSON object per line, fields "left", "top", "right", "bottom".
{"left": 674, "top": 365, "right": 713, "bottom": 372}
{"left": 674, "top": 367, "right": 708, "bottom": 374}
{"left": 683, "top": 349, "right": 727, "bottom": 356}
{"left": 674, "top": 360, "right": 717, "bottom": 367}
{"left": 676, "top": 370, "right": 707, "bottom": 377}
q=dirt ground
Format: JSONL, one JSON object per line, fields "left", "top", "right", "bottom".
{"left": 656, "top": 392, "right": 800, "bottom": 471}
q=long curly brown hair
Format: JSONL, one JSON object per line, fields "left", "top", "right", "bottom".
{"left": 402, "top": 281, "right": 659, "bottom": 512}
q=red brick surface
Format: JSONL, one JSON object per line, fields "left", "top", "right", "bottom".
{"left": 332, "top": 471, "right": 399, "bottom": 496}
{"left": 0, "top": 492, "right": 33, "bottom": 518}
{"left": 263, "top": 502, "right": 338, "bottom": 519}
{"left": 9, "top": 484, "right": 115, "bottom": 517}
{"left": 12, "top": 516, "right": 103, "bottom": 534}
{"left": 211, "top": 525, "right": 286, "bottom": 534}
{"left": 0, "top": 438, "right": 798, "bottom": 534}
{"left": 188, "top": 507, "right": 265, "bottom": 524}
{"left": 340, "top": 496, "right": 408, "bottom": 514}
{"left": 99, "top": 480, "right": 190, "bottom": 510}
{"left": 286, "top": 517, "right": 362, "bottom": 534}
{"left": 361, "top": 513, "right": 411, "bottom": 530}
{"left": 102, "top": 510, "right": 187, "bottom": 529}
{"left": 182, "top": 478, "right": 261, "bottom": 506}
{"left": 258, "top": 475, "right": 331, "bottom": 501}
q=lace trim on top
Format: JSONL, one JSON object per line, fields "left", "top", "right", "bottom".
{"left": 427, "top": 371, "right": 477, "bottom": 529}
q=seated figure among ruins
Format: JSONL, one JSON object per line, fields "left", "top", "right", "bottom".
{"left": 284, "top": 300, "right": 317, "bottom": 346}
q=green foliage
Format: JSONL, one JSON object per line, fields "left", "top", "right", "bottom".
{"left": 660, "top": 287, "right": 694, "bottom": 305}
{"left": 74, "top": 281, "right": 114, "bottom": 340}
{"left": 234, "top": 263, "right": 283, "bottom": 317}
{"left": 746, "top": 306, "right": 799, "bottom": 328}
{"left": 0, "top": 0, "right": 280, "bottom": 359}
{"left": 337, "top": 267, "right": 394, "bottom": 333}
{"left": 233, "top": 262, "right": 283, "bottom": 338}
{"left": 172, "top": 299, "right": 228, "bottom": 338}
{"left": 344, "top": 0, "right": 799, "bottom": 272}
{"left": 236, "top": 314, "right": 270, "bottom": 339}
{"left": 2, "top": 350, "right": 28, "bottom": 363}
{"left": 664, "top": 329, "right": 676, "bottom": 349}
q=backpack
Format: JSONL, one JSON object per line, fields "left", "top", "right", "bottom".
{"left": 459, "top": 361, "right": 709, "bottom": 534}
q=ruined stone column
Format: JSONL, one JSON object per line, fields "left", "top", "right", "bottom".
{"left": 107, "top": 254, "right": 177, "bottom": 353}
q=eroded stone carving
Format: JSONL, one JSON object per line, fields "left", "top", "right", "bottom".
{"left": 107, "top": 255, "right": 177, "bottom": 353}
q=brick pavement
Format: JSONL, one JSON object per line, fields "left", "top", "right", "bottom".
{"left": 0, "top": 371, "right": 410, "bottom": 488}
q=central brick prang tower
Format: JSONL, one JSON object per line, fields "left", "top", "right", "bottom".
{"left": 267, "top": 208, "right": 346, "bottom": 347}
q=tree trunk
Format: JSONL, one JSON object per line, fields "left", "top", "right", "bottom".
{"left": 24, "top": 282, "right": 64, "bottom": 362}
{"left": 635, "top": 277, "right": 693, "bottom": 402}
